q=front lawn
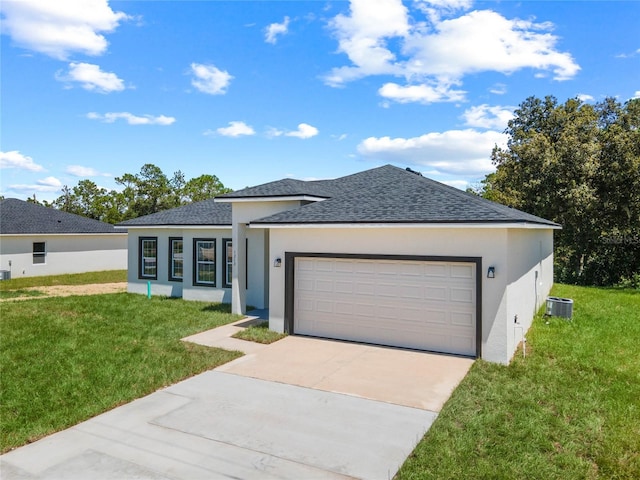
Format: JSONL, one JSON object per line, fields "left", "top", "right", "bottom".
{"left": 0, "top": 270, "right": 126, "bottom": 293}
{"left": 0, "top": 293, "right": 242, "bottom": 453}
{"left": 397, "top": 285, "right": 640, "bottom": 479}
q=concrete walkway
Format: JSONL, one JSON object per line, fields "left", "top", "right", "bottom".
{"left": 1, "top": 316, "right": 472, "bottom": 480}
{"left": 1, "top": 371, "right": 436, "bottom": 480}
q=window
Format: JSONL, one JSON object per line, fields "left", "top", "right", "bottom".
{"left": 169, "top": 237, "right": 183, "bottom": 281}
{"left": 223, "top": 238, "right": 232, "bottom": 288}
{"left": 194, "top": 239, "right": 216, "bottom": 286}
{"left": 33, "top": 242, "right": 46, "bottom": 264}
{"left": 139, "top": 237, "right": 157, "bottom": 279}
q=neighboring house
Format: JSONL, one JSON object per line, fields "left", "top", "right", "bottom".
{"left": 0, "top": 198, "right": 127, "bottom": 278}
{"left": 118, "top": 165, "right": 560, "bottom": 364}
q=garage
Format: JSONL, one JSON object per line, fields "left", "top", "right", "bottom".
{"left": 287, "top": 254, "right": 480, "bottom": 357}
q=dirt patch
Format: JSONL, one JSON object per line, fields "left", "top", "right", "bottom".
{"left": 1, "top": 282, "right": 127, "bottom": 301}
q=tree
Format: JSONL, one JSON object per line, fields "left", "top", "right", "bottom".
{"left": 485, "top": 96, "right": 640, "bottom": 286}
{"left": 42, "top": 164, "right": 232, "bottom": 224}
{"left": 182, "top": 174, "right": 232, "bottom": 203}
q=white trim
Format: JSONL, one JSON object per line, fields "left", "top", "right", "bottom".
{"left": 215, "top": 195, "right": 326, "bottom": 203}
{"left": 251, "top": 222, "right": 560, "bottom": 230}
{"left": 114, "top": 225, "right": 231, "bottom": 230}
{"left": 1, "top": 233, "right": 127, "bottom": 237}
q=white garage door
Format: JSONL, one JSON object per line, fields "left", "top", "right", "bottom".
{"left": 294, "top": 257, "right": 477, "bottom": 356}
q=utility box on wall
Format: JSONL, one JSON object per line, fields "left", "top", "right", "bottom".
{"left": 546, "top": 296, "right": 573, "bottom": 319}
{"left": 0, "top": 270, "right": 11, "bottom": 281}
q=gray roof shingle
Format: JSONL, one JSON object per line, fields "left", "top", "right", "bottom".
{"left": 250, "top": 165, "right": 559, "bottom": 226}
{"left": 218, "top": 178, "right": 339, "bottom": 199}
{"left": 0, "top": 198, "right": 123, "bottom": 234}
{"left": 117, "top": 199, "right": 231, "bottom": 227}
{"left": 115, "top": 165, "right": 558, "bottom": 228}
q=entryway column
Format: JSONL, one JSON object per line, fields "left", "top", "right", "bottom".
{"left": 231, "top": 222, "right": 247, "bottom": 315}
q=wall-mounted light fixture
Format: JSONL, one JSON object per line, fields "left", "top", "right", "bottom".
{"left": 274, "top": 257, "right": 282, "bottom": 268}
{"left": 487, "top": 266, "right": 495, "bottom": 278}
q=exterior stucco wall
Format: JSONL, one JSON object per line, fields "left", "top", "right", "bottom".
{"left": 0, "top": 234, "right": 127, "bottom": 278}
{"left": 229, "top": 201, "right": 302, "bottom": 313}
{"left": 125, "top": 227, "right": 267, "bottom": 307}
{"left": 267, "top": 226, "right": 516, "bottom": 363}
{"left": 505, "top": 228, "right": 554, "bottom": 361}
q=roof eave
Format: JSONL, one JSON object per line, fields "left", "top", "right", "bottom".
{"left": 114, "top": 224, "right": 231, "bottom": 229}
{"left": 249, "top": 221, "right": 561, "bottom": 229}
{"left": 215, "top": 195, "right": 328, "bottom": 203}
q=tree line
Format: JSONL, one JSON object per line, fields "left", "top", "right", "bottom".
{"left": 473, "top": 95, "right": 639, "bottom": 287}
{"left": 29, "top": 164, "right": 231, "bottom": 224}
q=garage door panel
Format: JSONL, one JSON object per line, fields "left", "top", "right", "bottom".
{"left": 315, "top": 279, "right": 334, "bottom": 293}
{"left": 355, "top": 282, "right": 375, "bottom": 295}
{"left": 450, "top": 287, "right": 474, "bottom": 303}
{"left": 424, "top": 264, "right": 447, "bottom": 277}
{"left": 450, "top": 264, "right": 474, "bottom": 279}
{"left": 294, "top": 257, "right": 477, "bottom": 357}
{"left": 424, "top": 286, "right": 447, "bottom": 301}
{"left": 451, "top": 311, "right": 474, "bottom": 327}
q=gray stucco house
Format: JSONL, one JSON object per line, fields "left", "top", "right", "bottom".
{"left": 0, "top": 198, "right": 127, "bottom": 278}
{"left": 118, "top": 165, "right": 560, "bottom": 364}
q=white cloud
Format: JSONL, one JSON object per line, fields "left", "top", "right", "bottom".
{"left": 210, "top": 121, "right": 256, "bottom": 137}
{"left": 634, "top": 91, "right": 640, "bottom": 99}
{"left": 324, "top": 0, "right": 410, "bottom": 86}
{"left": 441, "top": 179, "right": 470, "bottom": 190}
{"left": 325, "top": 0, "right": 580, "bottom": 102}
{"left": 577, "top": 93, "right": 595, "bottom": 102}
{"left": 66, "top": 165, "right": 110, "bottom": 177}
{"left": 489, "top": 83, "right": 507, "bottom": 95}
{"left": 0, "top": 150, "right": 45, "bottom": 172}
{"left": 87, "top": 112, "right": 176, "bottom": 125}
{"left": 56, "top": 62, "right": 125, "bottom": 93}
{"left": 265, "top": 16, "right": 290, "bottom": 44}
{"left": 9, "top": 176, "right": 63, "bottom": 193}
{"left": 0, "top": 0, "right": 129, "bottom": 60}
{"left": 357, "top": 129, "right": 507, "bottom": 175}
{"left": 462, "top": 104, "right": 514, "bottom": 130}
{"left": 378, "top": 82, "right": 465, "bottom": 104}
{"left": 286, "top": 123, "right": 319, "bottom": 139}
{"left": 190, "top": 63, "right": 233, "bottom": 95}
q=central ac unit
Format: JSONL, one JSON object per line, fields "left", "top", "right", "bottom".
{"left": 546, "top": 296, "right": 573, "bottom": 319}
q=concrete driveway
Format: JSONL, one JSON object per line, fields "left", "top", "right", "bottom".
{"left": 1, "top": 322, "right": 473, "bottom": 480}
{"left": 217, "top": 335, "right": 473, "bottom": 412}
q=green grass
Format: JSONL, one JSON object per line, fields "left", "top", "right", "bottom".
{"left": 0, "top": 270, "right": 126, "bottom": 292}
{"left": 0, "top": 289, "right": 46, "bottom": 299}
{"left": 396, "top": 285, "right": 640, "bottom": 480}
{"left": 232, "top": 321, "right": 288, "bottom": 344}
{"left": 0, "top": 293, "right": 243, "bottom": 453}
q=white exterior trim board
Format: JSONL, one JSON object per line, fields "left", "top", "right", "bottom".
{"left": 116, "top": 225, "right": 231, "bottom": 230}
{"left": 251, "top": 222, "right": 560, "bottom": 230}
{"left": 216, "top": 196, "right": 327, "bottom": 203}
{"left": 1, "top": 233, "right": 126, "bottom": 236}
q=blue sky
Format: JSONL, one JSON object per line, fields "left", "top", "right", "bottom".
{"left": 1, "top": 0, "right": 638, "bottom": 202}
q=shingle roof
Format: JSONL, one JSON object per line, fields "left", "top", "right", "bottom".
{"left": 218, "top": 178, "right": 339, "bottom": 199}
{"left": 116, "top": 199, "right": 231, "bottom": 227}
{"left": 0, "top": 198, "right": 123, "bottom": 234}
{"left": 115, "top": 165, "right": 559, "bottom": 228}
{"left": 250, "top": 165, "right": 559, "bottom": 226}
